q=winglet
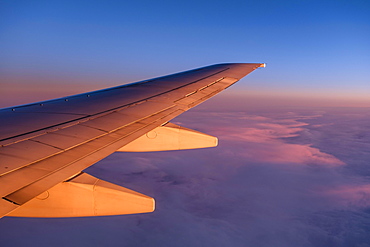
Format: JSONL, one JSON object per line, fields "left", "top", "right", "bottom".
{"left": 259, "top": 63, "right": 266, "bottom": 68}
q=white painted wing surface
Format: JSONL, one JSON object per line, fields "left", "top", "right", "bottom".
{"left": 0, "top": 63, "right": 264, "bottom": 217}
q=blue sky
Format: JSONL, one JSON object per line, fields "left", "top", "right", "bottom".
{"left": 1, "top": 0, "right": 369, "bottom": 107}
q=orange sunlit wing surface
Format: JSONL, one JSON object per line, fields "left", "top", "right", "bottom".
{"left": 0, "top": 63, "right": 264, "bottom": 218}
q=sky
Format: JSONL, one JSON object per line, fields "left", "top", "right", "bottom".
{"left": 1, "top": 0, "right": 370, "bottom": 246}
{"left": 0, "top": 0, "right": 370, "bottom": 107}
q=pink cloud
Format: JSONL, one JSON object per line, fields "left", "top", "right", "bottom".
{"left": 242, "top": 143, "right": 345, "bottom": 165}
{"left": 204, "top": 113, "right": 345, "bottom": 166}
{"left": 321, "top": 184, "right": 370, "bottom": 208}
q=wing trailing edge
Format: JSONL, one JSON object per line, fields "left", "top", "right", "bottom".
{"left": 0, "top": 63, "right": 265, "bottom": 218}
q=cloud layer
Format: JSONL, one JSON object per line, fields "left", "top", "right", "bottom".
{"left": 1, "top": 107, "right": 370, "bottom": 247}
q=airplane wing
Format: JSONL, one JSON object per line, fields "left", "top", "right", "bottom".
{"left": 0, "top": 63, "right": 265, "bottom": 218}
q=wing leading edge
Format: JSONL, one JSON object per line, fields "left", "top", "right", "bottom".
{"left": 0, "top": 63, "right": 265, "bottom": 218}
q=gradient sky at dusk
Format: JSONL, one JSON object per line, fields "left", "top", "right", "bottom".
{"left": 1, "top": 1, "right": 370, "bottom": 247}
{"left": 1, "top": 0, "right": 370, "bottom": 107}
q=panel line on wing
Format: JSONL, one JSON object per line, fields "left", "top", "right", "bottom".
{"left": 0, "top": 106, "right": 184, "bottom": 201}
{"left": 0, "top": 68, "right": 230, "bottom": 146}
{"left": 0, "top": 63, "right": 265, "bottom": 217}
{"left": 2, "top": 108, "right": 186, "bottom": 205}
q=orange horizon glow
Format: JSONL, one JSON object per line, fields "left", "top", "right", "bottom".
{"left": 1, "top": 80, "right": 370, "bottom": 109}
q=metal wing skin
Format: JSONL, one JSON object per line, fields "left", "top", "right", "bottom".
{"left": 0, "top": 63, "right": 265, "bottom": 218}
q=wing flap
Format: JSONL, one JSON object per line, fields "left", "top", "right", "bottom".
{"left": 31, "top": 125, "right": 107, "bottom": 150}
{"left": 0, "top": 140, "right": 63, "bottom": 176}
{"left": 1, "top": 107, "right": 185, "bottom": 206}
